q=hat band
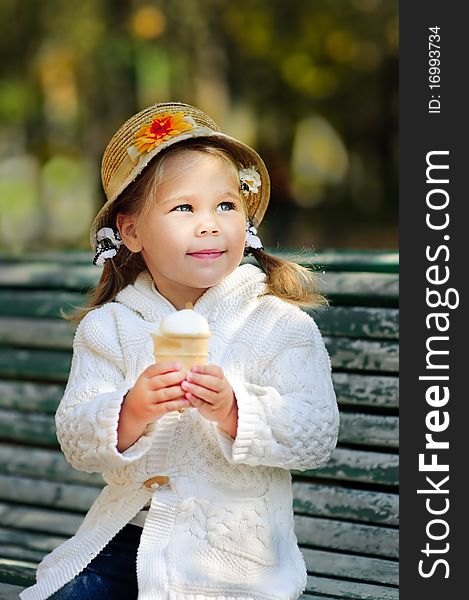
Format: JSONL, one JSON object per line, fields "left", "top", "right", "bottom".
{"left": 106, "top": 126, "right": 216, "bottom": 203}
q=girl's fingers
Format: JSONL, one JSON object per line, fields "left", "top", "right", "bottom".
{"left": 146, "top": 361, "right": 183, "bottom": 377}
{"left": 190, "top": 364, "right": 223, "bottom": 378}
{"left": 185, "top": 372, "right": 222, "bottom": 392}
{"left": 185, "top": 393, "right": 205, "bottom": 408}
{"left": 181, "top": 381, "right": 217, "bottom": 404}
{"left": 159, "top": 398, "right": 190, "bottom": 413}
{"left": 153, "top": 384, "right": 186, "bottom": 404}
{"left": 148, "top": 369, "right": 186, "bottom": 390}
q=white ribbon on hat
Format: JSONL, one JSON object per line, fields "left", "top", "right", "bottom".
{"left": 239, "top": 167, "right": 261, "bottom": 195}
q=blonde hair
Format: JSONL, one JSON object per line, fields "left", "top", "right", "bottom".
{"left": 251, "top": 248, "right": 328, "bottom": 309}
{"left": 70, "top": 139, "right": 327, "bottom": 321}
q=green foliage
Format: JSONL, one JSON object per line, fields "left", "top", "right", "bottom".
{"left": 0, "top": 0, "right": 398, "bottom": 251}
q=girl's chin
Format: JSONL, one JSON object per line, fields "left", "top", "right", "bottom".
{"left": 188, "top": 270, "right": 234, "bottom": 289}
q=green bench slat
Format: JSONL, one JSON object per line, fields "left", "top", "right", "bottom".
{"left": 301, "top": 250, "right": 398, "bottom": 274}
{"left": 0, "top": 502, "right": 396, "bottom": 563}
{"left": 319, "top": 272, "right": 398, "bottom": 306}
{"left": 0, "top": 443, "right": 397, "bottom": 488}
{"left": 300, "top": 448, "right": 398, "bottom": 487}
{"left": 324, "top": 337, "right": 398, "bottom": 373}
{"left": 0, "top": 263, "right": 97, "bottom": 291}
{"left": 0, "top": 290, "right": 84, "bottom": 320}
{"left": 0, "top": 251, "right": 94, "bottom": 264}
{"left": 0, "top": 409, "right": 57, "bottom": 447}
{"left": 292, "top": 482, "right": 398, "bottom": 526}
{"left": 0, "top": 407, "right": 398, "bottom": 449}
{"left": 0, "top": 475, "right": 397, "bottom": 527}
{"left": 0, "top": 381, "right": 64, "bottom": 413}
{"left": 0, "top": 528, "right": 66, "bottom": 557}
{"left": 0, "top": 374, "right": 399, "bottom": 413}
{"left": 0, "top": 580, "right": 31, "bottom": 598}
{"left": 338, "top": 413, "right": 398, "bottom": 448}
{"left": 0, "top": 579, "right": 399, "bottom": 600}
{"left": 0, "top": 502, "right": 82, "bottom": 538}
{"left": 0, "top": 549, "right": 399, "bottom": 598}
{"left": 0, "top": 545, "right": 47, "bottom": 564}
{"left": 0, "top": 341, "right": 397, "bottom": 382}
{"left": 295, "top": 516, "right": 397, "bottom": 560}
{"left": 0, "top": 263, "right": 398, "bottom": 304}
{"left": 0, "top": 444, "right": 102, "bottom": 487}
{"left": 302, "top": 548, "right": 398, "bottom": 586}
{"left": 0, "top": 292, "right": 399, "bottom": 339}
{"left": 0, "top": 348, "right": 72, "bottom": 382}
{"left": 0, "top": 318, "right": 74, "bottom": 349}
{"left": 313, "top": 306, "right": 398, "bottom": 339}
{"left": 332, "top": 373, "right": 398, "bottom": 409}
{"left": 0, "top": 475, "right": 100, "bottom": 513}
{"left": 0, "top": 561, "right": 37, "bottom": 589}
{"left": 0, "top": 320, "right": 399, "bottom": 374}
{"left": 0, "top": 249, "right": 399, "bottom": 273}
{"left": 305, "top": 574, "right": 398, "bottom": 600}
{"left": 0, "top": 580, "right": 401, "bottom": 600}
{"left": 0, "top": 577, "right": 399, "bottom": 600}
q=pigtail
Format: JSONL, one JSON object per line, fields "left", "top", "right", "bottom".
{"left": 250, "top": 248, "right": 328, "bottom": 309}
{"left": 88, "top": 247, "right": 146, "bottom": 311}
{"left": 65, "top": 248, "right": 146, "bottom": 322}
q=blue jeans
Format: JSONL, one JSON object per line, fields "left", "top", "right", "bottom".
{"left": 48, "top": 524, "right": 142, "bottom": 599}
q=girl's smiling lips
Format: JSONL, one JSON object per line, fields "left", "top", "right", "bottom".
{"left": 187, "top": 249, "right": 226, "bottom": 260}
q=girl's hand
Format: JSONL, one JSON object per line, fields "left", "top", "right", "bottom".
{"left": 181, "top": 364, "right": 238, "bottom": 438}
{"left": 124, "top": 361, "right": 189, "bottom": 422}
{"left": 117, "top": 361, "right": 189, "bottom": 451}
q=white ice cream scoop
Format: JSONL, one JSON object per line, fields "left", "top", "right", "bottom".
{"left": 159, "top": 308, "right": 210, "bottom": 337}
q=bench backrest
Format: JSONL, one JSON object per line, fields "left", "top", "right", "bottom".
{"left": 0, "top": 250, "right": 399, "bottom": 599}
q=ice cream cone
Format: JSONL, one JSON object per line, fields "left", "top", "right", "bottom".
{"left": 151, "top": 306, "right": 211, "bottom": 413}
{"left": 151, "top": 331, "right": 211, "bottom": 371}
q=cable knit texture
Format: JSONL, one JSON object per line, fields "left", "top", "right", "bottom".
{"left": 21, "top": 264, "right": 339, "bottom": 600}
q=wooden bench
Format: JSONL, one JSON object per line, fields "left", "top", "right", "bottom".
{"left": 0, "top": 250, "right": 399, "bottom": 599}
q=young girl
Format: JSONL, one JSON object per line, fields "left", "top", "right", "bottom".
{"left": 21, "top": 102, "right": 339, "bottom": 600}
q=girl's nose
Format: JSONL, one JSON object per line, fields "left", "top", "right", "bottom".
{"left": 196, "top": 218, "right": 220, "bottom": 236}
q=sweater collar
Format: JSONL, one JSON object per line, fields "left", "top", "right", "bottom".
{"left": 115, "top": 263, "right": 267, "bottom": 322}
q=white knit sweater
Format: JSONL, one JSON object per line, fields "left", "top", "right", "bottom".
{"left": 21, "top": 264, "right": 339, "bottom": 600}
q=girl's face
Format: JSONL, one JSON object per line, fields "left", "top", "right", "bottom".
{"left": 119, "top": 151, "right": 247, "bottom": 309}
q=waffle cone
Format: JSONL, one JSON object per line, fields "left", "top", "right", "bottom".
{"left": 152, "top": 332, "right": 211, "bottom": 371}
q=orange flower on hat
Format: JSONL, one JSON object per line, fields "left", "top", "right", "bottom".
{"left": 134, "top": 112, "right": 193, "bottom": 153}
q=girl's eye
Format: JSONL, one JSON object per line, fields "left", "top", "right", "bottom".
{"left": 217, "top": 201, "right": 236, "bottom": 211}
{"left": 173, "top": 204, "right": 193, "bottom": 212}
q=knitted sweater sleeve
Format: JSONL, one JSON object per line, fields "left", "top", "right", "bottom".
{"left": 217, "top": 313, "right": 340, "bottom": 471}
{"left": 55, "top": 308, "right": 157, "bottom": 473}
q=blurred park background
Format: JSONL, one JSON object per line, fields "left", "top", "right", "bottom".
{"left": 0, "top": 0, "right": 398, "bottom": 254}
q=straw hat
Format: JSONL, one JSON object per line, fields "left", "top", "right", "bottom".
{"left": 91, "top": 102, "right": 270, "bottom": 249}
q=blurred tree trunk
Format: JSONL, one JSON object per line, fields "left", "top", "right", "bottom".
{"left": 78, "top": 0, "right": 138, "bottom": 203}
{"left": 164, "top": 0, "right": 230, "bottom": 123}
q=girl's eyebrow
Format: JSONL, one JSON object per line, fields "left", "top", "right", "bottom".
{"left": 159, "top": 195, "right": 191, "bottom": 206}
{"left": 215, "top": 191, "right": 242, "bottom": 203}
{"left": 161, "top": 191, "right": 240, "bottom": 205}
{"left": 221, "top": 191, "right": 242, "bottom": 200}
